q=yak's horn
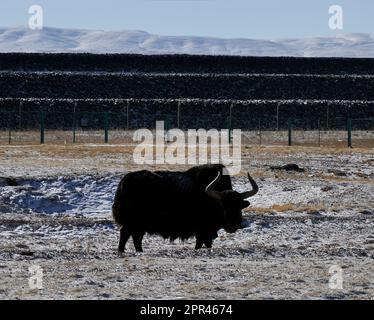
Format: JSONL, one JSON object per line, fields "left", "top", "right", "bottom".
{"left": 205, "top": 172, "right": 222, "bottom": 200}
{"left": 239, "top": 173, "right": 259, "bottom": 199}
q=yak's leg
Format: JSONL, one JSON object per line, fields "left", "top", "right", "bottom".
{"left": 204, "top": 238, "right": 213, "bottom": 249}
{"left": 205, "top": 232, "right": 218, "bottom": 249}
{"left": 195, "top": 237, "right": 204, "bottom": 250}
{"left": 118, "top": 227, "right": 131, "bottom": 252}
{"left": 133, "top": 233, "right": 144, "bottom": 252}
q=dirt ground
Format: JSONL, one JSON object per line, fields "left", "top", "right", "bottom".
{"left": 0, "top": 143, "right": 373, "bottom": 300}
{"left": 1, "top": 129, "right": 373, "bottom": 148}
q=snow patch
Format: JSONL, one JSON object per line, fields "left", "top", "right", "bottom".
{"left": 0, "top": 175, "right": 121, "bottom": 218}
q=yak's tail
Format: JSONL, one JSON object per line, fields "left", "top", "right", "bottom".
{"left": 112, "top": 181, "right": 123, "bottom": 226}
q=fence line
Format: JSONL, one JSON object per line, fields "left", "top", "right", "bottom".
{"left": 0, "top": 111, "right": 373, "bottom": 148}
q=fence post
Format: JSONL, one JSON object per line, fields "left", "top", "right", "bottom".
{"left": 40, "top": 111, "right": 45, "bottom": 144}
{"left": 126, "top": 102, "right": 129, "bottom": 130}
{"left": 104, "top": 112, "right": 109, "bottom": 143}
{"left": 317, "top": 119, "right": 321, "bottom": 147}
{"left": 288, "top": 118, "right": 292, "bottom": 146}
{"left": 229, "top": 103, "right": 233, "bottom": 143}
{"left": 258, "top": 118, "right": 262, "bottom": 146}
{"left": 7, "top": 112, "right": 11, "bottom": 145}
{"left": 72, "top": 111, "right": 77, "bottom": 143}
{"left": 177, "top": 100, "right": 181, "bottom": 129}
{"left": 347, "top": 118, "right": 352, "bottom": 148}
{"left": 276, "top": 104, "right": 279, "bottom": 131}
{"left": 19, "top": 100, "right": 23, "bottom": 130}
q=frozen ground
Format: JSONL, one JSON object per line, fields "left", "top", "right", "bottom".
{"left": 0, "top": 144, "right": 373, "bottom": 299}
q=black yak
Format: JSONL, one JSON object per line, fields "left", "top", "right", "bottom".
{"left": 112, "top": 164, "right": 258, "bottom": 252}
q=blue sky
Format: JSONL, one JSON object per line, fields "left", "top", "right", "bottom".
{"left": 0, "top": 0, "right": 372, "bottom": 38}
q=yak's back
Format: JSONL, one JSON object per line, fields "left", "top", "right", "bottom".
{"left": 112, "top": 165, "right": 233, "bottom": 228}
{"left": 112, "top": 169, "right": 194, "bottom": 225}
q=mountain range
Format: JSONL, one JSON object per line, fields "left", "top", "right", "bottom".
{"left": 0, "top": 26, "right": 373, "bottom": 57}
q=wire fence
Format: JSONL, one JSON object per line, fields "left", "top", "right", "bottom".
{"left": 0, "top": 111, "right": 373, "bottom": 148}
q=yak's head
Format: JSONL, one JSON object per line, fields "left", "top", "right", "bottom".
{"left": 205, "top": 172, "right": 258, "bottom": 233}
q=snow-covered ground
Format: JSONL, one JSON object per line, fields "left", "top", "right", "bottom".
{"left": 1, "top": 27, "right": 374, "bottom": 57}
{"left": 0, "top": 144, "right": 373, "bottom": 299}
{"left": 0, "top": 175, "right": 119, "bottom": 217}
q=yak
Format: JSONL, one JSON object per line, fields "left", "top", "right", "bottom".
{"left": 112, "top": 164, "right": 258, "bottom": 252}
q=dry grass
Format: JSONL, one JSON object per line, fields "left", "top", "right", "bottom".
{"left": 244, "top": 145, "right": 374, "bottom": 155}
{"left": 1, "top": 143, "right": 373, "bottom": 176}
{"left": 1, "top": 143, "right": 373, "bottom": 160}
{"left": 1, "top": 129, "right": 373, "bottom": 148}
{"left": 246, "top": 203, "right": 343, "bottom": 214}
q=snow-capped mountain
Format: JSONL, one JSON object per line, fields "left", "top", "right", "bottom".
{"left": 1, "top": 26, "right": 374, "bottom": 57}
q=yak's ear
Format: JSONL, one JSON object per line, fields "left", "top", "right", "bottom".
{"left": 241, "top": 200, "right": 250, "bottom": 209}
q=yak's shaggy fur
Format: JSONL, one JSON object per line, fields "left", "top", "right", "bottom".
{"left": 113, "top": 164, "right": 255, "bottom": 252}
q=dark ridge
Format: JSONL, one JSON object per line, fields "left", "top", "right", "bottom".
{"left": 1, "top": 73, "right": 374, "bottom": 100}
{"left": 1, "top": 53, "right": 374, "bottom": 75}
{"left": 0, "top": 53, "right": 373, "bottom": 130}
